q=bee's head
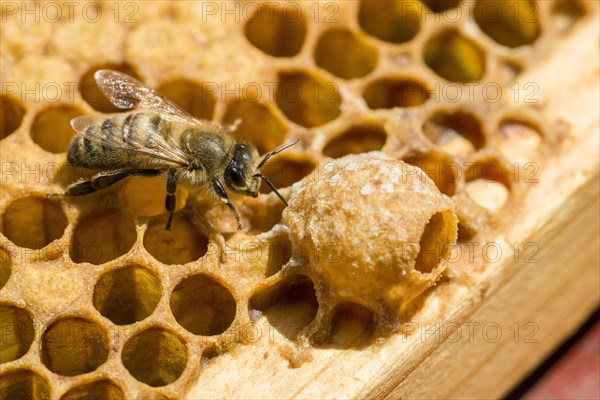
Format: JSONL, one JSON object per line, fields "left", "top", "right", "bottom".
{"left": 225, "top": 140, "right": 300, "bottom": 205}
{"left": 224, "top": 143, "right": 261, "bottom": 197}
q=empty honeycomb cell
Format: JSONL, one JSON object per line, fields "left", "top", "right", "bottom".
{"left": 70, "top": 210, "right": 136, "bottom": 265}
{"left": 79, "top": 63, "right": 141, "bottom": 113}
{"left": 190, "top": 195, "right": 237, "bottom": 233}
{"left": 465, "top": 159, "right": 512, "bottom": 187}
{"left": 0, "top": 304, "right": 35, "bottom": 364}
{"left": 403, "top": 152, "right": 458, "bottom": 196}
{"left": 0, "top": 250, "right": 10, "bottom": 290}
{"left": 363, "top": 78, "right": 430, "bottom": 109}
{"left": 358, "top": 0, "right": 421, "bottom": 44}
{"left": 250, "top": 275, "right": 319, "bottom": 341}
{"left": 421, "top": 0, "right": 462, "bottom": 12}
{"left": 265, "top": 232, "right": 293, "bottom": 277}
{"left": 201, "top": 345, "right": 221, "bottom": 366}
{"left": 275, "top": 71, "right": 342, "bottom": 127}
{"left": 244, "top": 200, "right": 286, "bottom": 234}
{"left": 143, "top": 215, "right": 209, "bottom": 265}
{"left": 465, "top": 180, "right": 510, "bottom": 211}
{"left": 474, "top": 0, "right": 540, "bottom": 48}
{"left": 325, "top": 302, "right": 376, "bottom": 348}
{"left": 314, "top": 28, "right": 378, "bottom": 80}
{"left": 41, "top": 317, "right": 109, "bottom": 377}
{"left": 457, "top": 220, "right": 476, "bottom": 243}
{"left": 259, "top": 155, "right": 316, "bottom": 194}
{"left": 121, "top": 327, "right": 188, "bottom": 387}
{"left": 0, "top": 370, "right": 50, "bottom": 400}
{"left": 222, "top": 100, "right": 287, "bottom": 155}
{"left": 170, "top": 275, "right": 236, "bottom": 336}
{"left": 244, "top": 4, "right": 306, "bottom": 57}
{"left": 552, "top": 0, "right": 585, "bottom": 32}
{"left": 498, "top": 119, "right": 542, "bottom": 162}
{"left": 157, "top": 79, "right": 216, "bottom": 120}
{"left": 465, "top": 159, "right": 511, "bottom": 211}
{"left": 423, "top": 110, "right": 485, "bottom": 156}
{"left": 1, "top": 197, "right": 67, "bottom": 250}
{"left": 323, "top": 122, "right": 387, "bottom": 158}
{"left": 415, "top": 211, "right": 456, "bottom": 273}
{"left": 423, "top": 29, "right": 486, "bottom": 82}
{"left": 60, "top": 380, "right": 125, "bottom": 400}
{"left": 93, "top": 265, "right": 161, "bottom": 325}
{"left": 30, "top": 105, "right": 82, "bottom": 154}
{"left": 0, "top": 94, "right": 25, "bottom": 140}
{"left": 116, "top": 175, "right": 188, "bottom": 217}
{"left": 498, "top": 59, "right": 523, "bottom": 82}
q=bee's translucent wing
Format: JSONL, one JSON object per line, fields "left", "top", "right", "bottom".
{"left": 94, "top": 70, "right": 196, "bottom": 123}
{"left": 70, "top": 114, "right": 100, "bottom": 132}
{"left": 95, "top": 69, "right": 239, "bottom": 134}
{"left": 70, "top": 113, "right": 190, "bottom": 166}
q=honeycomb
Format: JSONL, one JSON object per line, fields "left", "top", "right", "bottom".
{"left": 0, "top": 0, "right": 597, "bottom": 398}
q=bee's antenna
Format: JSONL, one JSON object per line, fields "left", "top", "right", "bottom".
{"left": 257, "top": 139, "right": 300, "bottom": 169}
{"left": 256, "top": 174, "right": 289, "bottom": 207}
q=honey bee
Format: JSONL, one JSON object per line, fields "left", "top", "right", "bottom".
{"left": 64, "top": 70, "right": 299, "bottom": 230}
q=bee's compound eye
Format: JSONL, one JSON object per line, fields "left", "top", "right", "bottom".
{"left": 230, "top": 169, "right": 246, "bottom": 187}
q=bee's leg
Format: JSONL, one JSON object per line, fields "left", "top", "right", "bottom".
{"left": 212, "top": 179, "right": 242, "bottom": 230}
{"left": 164, "top": 168, "right": 178, "bottom": 231}
{"left": 64, "top": 180, "right": 97, "bottom": 196}
{"left": 65, "top": 169, "right": 161, "bottom": 196}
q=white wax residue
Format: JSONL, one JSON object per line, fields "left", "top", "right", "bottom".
{"left": 360, "top": 183, "right": 374, "bottom": 195}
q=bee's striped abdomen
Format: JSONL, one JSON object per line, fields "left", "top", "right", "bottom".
{"left": 68, "top": 114, "right": 139, "bottom": 169}
{"left": 67, "top": 112, "right": 177, "bottom": 170}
